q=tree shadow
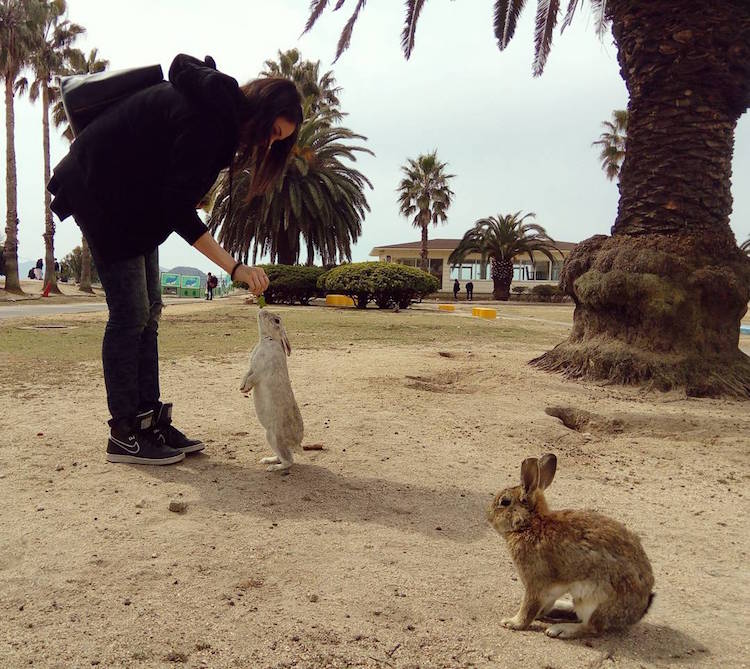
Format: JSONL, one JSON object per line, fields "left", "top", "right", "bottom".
{"left": 144, "top": 457, "right": 492, "bottom": 544}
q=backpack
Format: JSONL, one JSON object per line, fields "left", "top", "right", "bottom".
{"left": 60, "top": 64, "right": 164, "bottom": 137}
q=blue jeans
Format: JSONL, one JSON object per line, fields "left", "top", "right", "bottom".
{"left": 95, "top": 248, "right": 163, "bottom": 421}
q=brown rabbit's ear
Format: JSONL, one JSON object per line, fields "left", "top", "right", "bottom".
{"left": 521, "top": 457, "right": 539, "bottom": 494}
{"left": 538, "top": 453, "right": 557, "bottom": 490}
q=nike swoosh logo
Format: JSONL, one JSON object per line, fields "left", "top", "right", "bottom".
{"left": 111, "top": 436, "right": 140, "bottom": 454}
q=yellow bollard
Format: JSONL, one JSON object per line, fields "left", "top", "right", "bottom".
{"left": 438, "top": 304, "right": 455, "bottom": 312}
{"left": 472, "top": 307, "right": 497, "bottom": 319}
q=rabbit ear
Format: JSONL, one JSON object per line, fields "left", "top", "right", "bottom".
{"left": 538, "top": 453, "right": 557, "bottom": 490}
{"left": 521, "top": 457, "right": 540, "bottom": 494}
{"left": 281, "top": 330, "right": 291, "bottom": 357}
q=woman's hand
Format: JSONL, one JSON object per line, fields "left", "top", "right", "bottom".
{"left": 234, "top": 264, "right": 269, "bottom": 295}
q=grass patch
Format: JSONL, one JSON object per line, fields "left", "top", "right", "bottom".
{"left": 0, "top": 303, "right": 566, "bottom": 390}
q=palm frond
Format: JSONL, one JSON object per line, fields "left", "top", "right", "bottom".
{"left": 302, "top": 0, "right": 331, "bottom": 35}
{"left": 401, "top": 0, "right": 427, "bottom": 60}
{"left": 494, "top": 0, "right": 527, "bottom": 50}
{"left": 532, "top": 0, "right": 560, "bottom": 77}
{"left": 590, "top": 0, "right": 610, "bottom": 36}
{"left": 560, "top": 0, "right": 582, "bottom": 33}
{"left": 334, "top": 0, "right": 367, "bottom": 62}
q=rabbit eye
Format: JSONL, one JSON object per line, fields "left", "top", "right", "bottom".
{"left": 500, "top": 498, "right": 511, "bottom": 507}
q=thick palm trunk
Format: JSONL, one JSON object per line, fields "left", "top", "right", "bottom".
{"left": 3, "top": 74, "right": 22, "bottom": 294}
{"left": 79, "top": 235, "right": 94, "bottom": 293}
{"left": 276, "top": 229, "right": 295, "bottom": 265}
{"left": 532, "top": 0, "right": 750, "bottom": 397}
{"left": 491, "top": 257, "right": 513, "bottom": 301}
{"left": 41, "top": 82, "right": 60, "bottom": 294}
{"left": 420, "top": 223, "right": 429, "bottom": 272}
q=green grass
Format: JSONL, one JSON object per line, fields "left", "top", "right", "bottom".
{"left": 0, "top": 304, "right": 566, "bottom": 389}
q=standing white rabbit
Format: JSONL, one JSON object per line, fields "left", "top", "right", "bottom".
{"left": 240, "top": 310, "right": 303, "bottom": 471}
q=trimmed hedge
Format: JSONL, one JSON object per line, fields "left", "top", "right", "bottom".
{"left": 320, "top": 261, "right": 439, "bottom": 309}
{"left": 235, "top": 264, "right": 326, "bottom": 305}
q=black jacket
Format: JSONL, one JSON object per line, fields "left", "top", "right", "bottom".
{"left": 49, "top": 54, "right": 248, "bottom": 262}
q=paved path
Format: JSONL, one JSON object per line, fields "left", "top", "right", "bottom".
{"left": 0, "top": 298, "right": 205, "bottom": 320}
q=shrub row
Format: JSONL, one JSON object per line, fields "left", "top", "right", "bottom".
{"left": 233, "top": 262, "right": 438, "bottom": 308}
{"left": 319, "top": 262, "right": 439, "bottom": 309}
{"left": 511, "top": 284, "right": 570, "bottom": 302}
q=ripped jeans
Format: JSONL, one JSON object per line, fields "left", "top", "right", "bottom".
{"left": 95, "top": 248, "right": 163, "bottom": 421}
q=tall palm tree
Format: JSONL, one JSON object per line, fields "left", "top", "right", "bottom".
{"left": 262, "top": 48, "right": 341, "bottom": 122}
{"left": 397, "top": 151, "right": 454, "bottom": 272}
{"left": 19, "top": 0, "right": 83, "bottom": 294}
{"left": 208, "top": 110, "right": 372, "bottom": 265}
{"left": 51, "top": 47, "right": 108, "bottom": 293}
{"left": 592, "top": 109, "right": 628, "bottom": 181}
{"left": 1, "top": 0, "right": 44, "bottom": 294}
{"left": 449, "top": 212, "right": 560, "bottom": 300}
{"left": 305, "top": 1, "right": 750, "bottom": 398}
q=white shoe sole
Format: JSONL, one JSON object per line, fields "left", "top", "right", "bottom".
{"left": 106, "top": 452, "right": 185, "bottom": 465}
{"left": 178, "top": 442, "right": 205, "bottom": 454}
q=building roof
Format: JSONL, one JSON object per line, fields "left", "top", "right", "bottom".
{"left": 370, "top": 238, "right": 578, "bottom": 255}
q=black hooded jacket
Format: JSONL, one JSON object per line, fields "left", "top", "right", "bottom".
{"left": 48, "top": 54, "right": 248, "bottom": 262}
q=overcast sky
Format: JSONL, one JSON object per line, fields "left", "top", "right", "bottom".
{"left": 2, "top": 0, "right": 748, "bottom": 274}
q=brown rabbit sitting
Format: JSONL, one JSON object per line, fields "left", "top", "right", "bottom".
{"left": 487, "top": 454, "right": 654, "bottom": 638}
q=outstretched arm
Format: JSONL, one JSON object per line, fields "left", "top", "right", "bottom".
{"left": 192, "top": 232, "right": 269, "bottom": 295}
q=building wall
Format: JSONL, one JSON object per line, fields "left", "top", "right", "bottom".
{"left": 376, "top": 249, "right": 567, "bottom": 292}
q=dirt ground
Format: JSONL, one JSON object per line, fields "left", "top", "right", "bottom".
{"left": 0, "top": 297, "right": 748, "bottom": 669}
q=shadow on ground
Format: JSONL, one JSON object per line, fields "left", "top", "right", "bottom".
{"left": 142, "top": 457, "right": 492, "bottom": 544}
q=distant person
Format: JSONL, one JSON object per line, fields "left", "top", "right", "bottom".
{"left": 206, "top": 272, "right": 218, "bottom": 300}
{"left": 28, "top": 268, "right": 36, "bottom": 280}
{"left": 34, "top": 258, "right": 43, "bottom": 280}
{"left": 54, "top": 258, "right": 60, "bottom": 276}
{"left": 466, "top": 281, "right": 474, "bottom": 301}
{"left": 48, "top": 53, "right": 302, "bottom": 465}
{"left": 453, "top": 279, "right": 460, "bottom": 300}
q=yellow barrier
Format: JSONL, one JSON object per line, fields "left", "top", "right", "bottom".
{"left": 472, "top": 307, "right": 497, "bottom": 319}
{"left": 326, "top": 294, "right": 355, "bottom": 307}
{"left": 438, "top": 304, "right": 455, "bottom": 312}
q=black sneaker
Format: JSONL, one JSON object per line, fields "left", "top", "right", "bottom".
{"left": 106, "top": 411, "right": 185, "bottom": 465}
{"left": 153, "top": 402, "right": 205, "bottom": 454}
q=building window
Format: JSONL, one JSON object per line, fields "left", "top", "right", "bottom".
{"left": 396, "top": 258, "right": 419, "bottom": 267}
{"left": 385, "top": 255, "right": 391, "bottom": 262}
{"left": 551, "top": 261, "right": 563, "bottom": 281}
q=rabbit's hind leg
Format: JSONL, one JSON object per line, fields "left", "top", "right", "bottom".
{"left": 263, "top": 433, "right": 293, "bottom": 472}
{"left": 545, "top": 596, "right": 599, "bottom": 639}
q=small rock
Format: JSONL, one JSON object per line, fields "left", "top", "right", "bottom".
{"left": 123, "top": 599, "right": 131, "bottom": 606}
{"left": 55, "top": 464, "right": 64, "bottom": 472}
{"left": 168, "top": 501, "right": 188, "bottom": 513}
{"left": 308, "top": 594, "right": 319, "bottom": 603}
{"left": 135, "top": 499, "right": 146, "bottom": 509}
{"left": 151, "top": 553, "right": 158, "bottom": 559}
{"left": 36, "top": 506, "right": 44, "bottom": 512}
{"left": 302, "top": 444, "right": 325, "bottom": 451}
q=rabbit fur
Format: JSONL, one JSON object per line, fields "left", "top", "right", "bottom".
{"left": 240, "top": 310, "right": 303, "bottom": 471}
{"left": 487, "top": 454, "right": 654, "bottom": 639}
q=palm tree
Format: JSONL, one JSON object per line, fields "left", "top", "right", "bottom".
{"left": 51, "top": 47, "right": 108, "bottom": 293}
{"left": 208, "top": 110, "right": 372, "bottom": 265}
{"left": 397, "top": 151, "right": 454, "bottom": 272}
{"left": 592, "top": 109, "right": 628, "bottom": 181}
{"left": 18, "top": 0, "right": 83, "bottom": 294}
{"left": 1, "top": 0, "right": 44, "bottom": 294}
{"left": 449, "top": 212, "right": 560, "bottom": 300}
{"left": 305, "top": 1, "right": 750, "bottom": 398}
{"left": 262, "top": 48, "right": 341, "bottom": 121}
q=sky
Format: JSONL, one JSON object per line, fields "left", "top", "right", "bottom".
{"left": 1, "top": 0, "right": 748, "bottom": 276}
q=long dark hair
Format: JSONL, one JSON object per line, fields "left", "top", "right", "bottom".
{"left": 235, "top": 78, "right": 303, "bottom": 199}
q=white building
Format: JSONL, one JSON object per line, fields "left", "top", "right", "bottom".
{"left": 369, "top": 238, "right": 577, "bottom": 293}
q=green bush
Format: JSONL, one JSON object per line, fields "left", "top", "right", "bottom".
{"left": 234, "top": 264, "right": 325, "bottom": 305}
{"left": 511, "top": 285, "right": 527, "bottom": 294}
{"left": 531, "top": 283, "right": 564, "bottom": 302}
{"left": 320, "top": 261, "right": 439, "bottom": 309}
{"left": 61, "top": 246, "right": 98, "bottom": 284}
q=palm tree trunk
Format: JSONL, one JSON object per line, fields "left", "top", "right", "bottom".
{"left": 532, "top": 0, "right": 750, "bottom": 397}
{"left": 420, "top": 223, "right": 428, "bottom": 272}
{"left": 41, "top": 81, "right": 60, "bottom": 294}
{"left": 79, "top": 235, "right": 94, "bottom": 293}
{"left": 276, "top": 229, "right": 295, "bottom": 265}
{"left": 491, "top": 257, "right": 513, "bottom": 301}
{"left": 3, "top": 74, "right": 22, "bottom": 294}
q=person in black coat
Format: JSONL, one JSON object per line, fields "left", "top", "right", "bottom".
{"left": 48, "top": 54, "right": 303, "bottom": 466}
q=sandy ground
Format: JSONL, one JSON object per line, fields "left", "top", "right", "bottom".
{"left": 0, "top": 299, "right": 748, "bottom": 669}
{"left": 0, "top": 278, "right": 107, "bottom": 304}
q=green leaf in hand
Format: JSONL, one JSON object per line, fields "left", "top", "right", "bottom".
{"left": 257, "top": 295, "right": 266, "bottom": 309}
